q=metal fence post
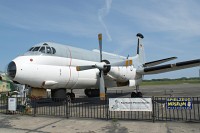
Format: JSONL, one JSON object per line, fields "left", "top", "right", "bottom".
{"left": 106, "top": 97, "right": 109, "bottom": 121}
{"left": 33, "top": 99, "right": 36, "bottom": 117}
{"left": 152, "top": 96, "right": 155, "bottom": 123}
{"left": 66, "top": 99, "right": 69, "bottom": 119}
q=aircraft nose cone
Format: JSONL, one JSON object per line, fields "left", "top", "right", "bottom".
{"left": 7, "top": 61, "right": 17, "bottom": 79}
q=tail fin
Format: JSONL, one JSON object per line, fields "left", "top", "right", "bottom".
{"left": 136, "top": 33, "right": 146, "bottom": 64}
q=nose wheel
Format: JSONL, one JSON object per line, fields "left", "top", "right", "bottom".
{"left": 131, "top": 86, "right": 143, "bottom": 98}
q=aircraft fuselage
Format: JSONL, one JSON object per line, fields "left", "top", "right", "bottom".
{"left": 7, "top": 42, "right": 142, "bottom": 90}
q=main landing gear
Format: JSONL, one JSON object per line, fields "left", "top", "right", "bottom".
{"left": 51, "top": 88, "right": 75, "bottom": 102}
{"left": 131, "top": 85, "right": 143, "bottom": 98}
{"left": 84, "top": 89, "right": 99, "bottom": 97}
{"left": 67, "top": 90, "right": 75, "bottom": 101}
{"left": 84, "top": 88, "right": 107, "bottom": 97}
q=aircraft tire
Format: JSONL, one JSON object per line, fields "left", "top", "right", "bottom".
{"left": 70, "top": 93, "right": 75, "bottom": 100}
{"left": 137, "top": 92, "right": 143, "bottom": 97}
{"left": 84, "top": 89, "right": 90, "bottom": 97}
{"left": 85, "top": 89, "right": 99, "bottom": 97}
{"left": 66, "top": 92, "right": 75, "bottom": 101}
{"left": 131, "top": 92, "right": 137, "bottom": 98}
{"left": 51, "top": 88, "right": 66, "bottom": 99}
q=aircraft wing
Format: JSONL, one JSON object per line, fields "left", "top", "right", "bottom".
{"left": 143, "top": 57, "right": 177, "bottom": 67}
{"left": 137, "top": 59, "right": 200, "bottom": 75}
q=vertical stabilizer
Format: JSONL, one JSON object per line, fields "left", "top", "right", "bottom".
{"left": 136, "top": 33, "right": 146, "bottom": 64}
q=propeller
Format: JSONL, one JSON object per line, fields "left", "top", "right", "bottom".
{"left": 98, "top": 33, "right": 106, "bottom": 100}
{"left": 76, "top": 33, "right": 133, "bottom": 100}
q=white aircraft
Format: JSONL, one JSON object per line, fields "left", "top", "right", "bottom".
{"left": 6, "top": 33, "right": 200, "bottom": 100}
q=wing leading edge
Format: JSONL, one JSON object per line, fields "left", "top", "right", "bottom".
{"left": 137, "top": 59, "right": 200, "bottom": 75}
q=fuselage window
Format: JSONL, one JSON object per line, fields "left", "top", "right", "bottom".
{"left": 33, "top": 47, "right": 40, "bottom": 51}
{"left": 51, "top": 47, "right": 56, "bottom": 54}
{"left": 46, "top": 46, "right": 52, "bottom": 54}
{"left": 28, "top": 47, "right": 34, "bottom": 51}
{"left": 39, "top": 46, "right": 46, "bottom": 53}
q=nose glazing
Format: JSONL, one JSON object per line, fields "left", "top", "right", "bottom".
{"left": 7, "top": 61, "right": 16, "bottom": 79}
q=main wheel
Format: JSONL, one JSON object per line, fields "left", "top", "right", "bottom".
{"left": 51, "top": 88, "right": 66, "bottom": 99}
{"left": 137, "top": 92, "right": 143, "bottom": 97}
{"left": 131, "top": 92, "right": 137, "bottom": 98}
{"left": 66, "top": 92, "right": 75, "bottom": 101}
{"left": 70, "top": 93, "right": 75, "bottom": 100}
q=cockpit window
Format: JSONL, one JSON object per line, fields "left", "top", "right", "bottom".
{"left": 51, "top": 47, "right": 56, "bottom": 54}
{"left": 28, "top": 47, "right": 34, "bottom": 51}
{"left": 27, "top": 45, "right": 56, "bottom": 55}
{"left": 39, "top": 46, "right": 45, "bottom": 53}
{"left": 46, "top": 46, "right": 52, "bottom": 54}
{"left": 32, "top": 47, "right": 40, "bottom": 51}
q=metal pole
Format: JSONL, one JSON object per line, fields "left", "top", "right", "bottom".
{"left": 33, "top": 99, "right": 36, "bottom": 117}
{"left": 106, "top": 97, "right": 109, "bottom": 120}
{"left": 152, "top": 96, "right": 155, "bottom": 123}
{"left": 66, "top": 99, "right": 69, "bottom": 119}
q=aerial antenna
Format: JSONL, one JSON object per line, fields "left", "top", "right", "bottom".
{"left": 136, "top": 33, "right": 144, "bottom": 55}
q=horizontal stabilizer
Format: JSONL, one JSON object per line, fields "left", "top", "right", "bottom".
{"left": 137, "top": 59, "right": 200, "bottom": 75}
{"left": 143, "top": 57, "right": 177, "bottom": 67}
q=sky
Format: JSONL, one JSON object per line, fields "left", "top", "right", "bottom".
{"left": 0, "top": 0, "right": 199, "bottom": 79}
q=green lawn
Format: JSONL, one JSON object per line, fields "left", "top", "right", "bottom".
{"left": 141, "top": 79, "right": 200, "bottom": 86}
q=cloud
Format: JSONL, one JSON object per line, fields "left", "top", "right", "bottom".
{"left": 114, "top": 1, "right": 200, "bottom": 38}
{"left": 98, "top": 0, "right": 112, "bottom": 41}
{"left": 108, "top": 0, "right": 200, "bottom": 60}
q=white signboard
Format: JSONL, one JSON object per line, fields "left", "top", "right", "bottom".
{"left": 109, "top": 98, "right": 152, "bottom": 111}
{"left": 8, "top": 98, "right": 17, "bottom": 111}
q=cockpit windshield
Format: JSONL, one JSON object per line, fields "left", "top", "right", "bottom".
{"left": 27, "top": 43, "right": 56, "bottom": 54}
{"left": 52, "top": 47, "right": 56, "bottom": 54}
{"left": 39, "top": 46, "right": 45, "bottom": 53}
{"left": 46, "top": 46, "right": 52, "bottom": 54}
{"left": 28, "top": 47, "right": 34, "bottom": 51}
{"left": 32, "top": 47, "right": 40, "bottom": 51}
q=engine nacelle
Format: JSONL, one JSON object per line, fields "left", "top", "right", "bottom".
{"left": 117, "top": 79, "right": 142, "bottom": 87}
{"left": 109, "top": 66, "right": 139, "bottom": 82}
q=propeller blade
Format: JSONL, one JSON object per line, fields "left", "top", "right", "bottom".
{"left": 110, "top": 59, "right": 133, "bottom": 67}
{"left": 76, "top": 65, "right": 95, "bottom": 71}
{"left": 76, "top": 62, "right": 106, "bottom": 71}
{"left": 76, "top": 59, "right": 133, "bottom": 72}
{"left": 99, "top": 70, "right": 106, "bottom": 100}
{"left": 98, "top": 33, "right": 102, "bottom": 62}
{"left": 98, "top": 33, "right": 106, "bottom": 100}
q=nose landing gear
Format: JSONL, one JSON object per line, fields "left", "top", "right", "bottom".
{"left": 131, "top": 85, "right": 143, "bottom": 98}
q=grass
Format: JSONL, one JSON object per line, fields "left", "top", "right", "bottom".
{"left": 141, "top": 79, "right": 200, "bottom": 86}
